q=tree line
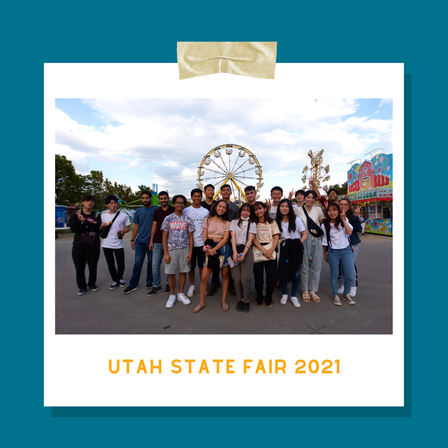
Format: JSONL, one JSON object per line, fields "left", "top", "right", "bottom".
{"left": 328, "top": 182, "right": 348, "bottom": 195}
{"left": 56, "top": 154, "right": 347, "bottom": 211}
{"left": 55, "top": 154, "right": 152, "bottom": 210}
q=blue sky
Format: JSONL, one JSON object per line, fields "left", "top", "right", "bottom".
{"left": 55, "top": 98, "right": 392, "bottom": 200}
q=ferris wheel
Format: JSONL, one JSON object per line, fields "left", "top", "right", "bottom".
{"left": 197, "top": 144, "right": 263, "bottom": 202}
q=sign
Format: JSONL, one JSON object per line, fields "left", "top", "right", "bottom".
{"left": 348, "top": 187, "right": 393, "bottom": 202}
{"left": 347, "top": 153, "right": 393, "bottom": 195}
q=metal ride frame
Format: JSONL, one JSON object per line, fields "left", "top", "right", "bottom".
{"left": 301, "top": 149, "right": 330, "bottom": 192}
{"left": 197, "top": 144, "right": 263, "bottom": 202}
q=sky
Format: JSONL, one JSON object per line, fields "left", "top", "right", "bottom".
{"left": 55, "top": 98, "right": 393, "bottom": 201}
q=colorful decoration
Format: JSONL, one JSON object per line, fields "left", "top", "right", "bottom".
{"left": 347, "top": 152, "right": 393, "bottom": 236}
{"left": 365, "top": 219, "right": 392, "bottom": 236}
{"left": 348, "top": 153, "right": 393, "bottom": 194}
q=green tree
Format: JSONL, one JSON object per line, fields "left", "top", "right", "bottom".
{"left": 55, "top": 155, "right": 152, "bottom": 210}
{"left": 136, "top": 185, "right": 152, "bottom": 195}
{"left": 84, "top": 170, "right": 105, "bottom": 197}
{"left": 328, "top": 181, "right": 348, "bottom": 195}
{"left": 129, "top": 185, "right": 153, "bottom": 204}
{"left": 103, "top": 179, "right": 135, "bottom": 205}
{"left": 113, "top": 183, "right": 135, "bottom": 204}
{"left": 55, "top": 154, "right": 85, "bottom": 205}
{"left": 83, "top": 170, "right": 107, "bottom": 210}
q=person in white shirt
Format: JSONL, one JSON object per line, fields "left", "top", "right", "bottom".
{"left": 276, "top": 199, "right": 308, "bottom": 308}
{"left": 321, "top": 203, "right": 355, "bottom": 306}
{"left": 101, "top": 195, "right": 131, "bottom": 290}
{"left": 295, "top": 190, "right": 325, "bottom": 303}
{"left": 229, "top": 203, "right": 257, "bottom": 312}
{"left": 292, "top": 189, "right": 306, "bottom": 209}
{"left": 266, "top": 186, "right": 283, "bottom": 220}
{"left": 183, "top": 188, "right": 209, "bottom": 298}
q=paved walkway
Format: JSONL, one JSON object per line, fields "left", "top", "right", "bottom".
{"left": 55, "top": 233, "right": 392, "bottom": 334}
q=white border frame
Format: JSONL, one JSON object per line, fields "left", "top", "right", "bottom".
{"left": 45, "top": 63, "right": 403, "bottom": 407}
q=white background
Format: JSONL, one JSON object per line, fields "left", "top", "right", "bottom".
{"left": 45, "top": 63, "right": 403, "bottom": 406}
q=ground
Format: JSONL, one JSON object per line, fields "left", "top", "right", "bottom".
{"left": 55, "top": 233, "right": 392, "bottom": 334}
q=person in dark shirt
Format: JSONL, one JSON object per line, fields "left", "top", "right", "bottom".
{"left": 147, "top": 191, "right": 174, "bottom": 296}
{"left": 220, "top": 184, "right": 239, "bottom": 221}
{"left": 310, "top": 179, "right": 339, "bottom": 213}
{"left": 123, "top": 191, "right": 156, "bottom": 294}
{"left": 200, "top": 183, "right": 216, "bottom": 211}
{"left": 244, "top": 185, "right": 257, "bottom": 206}
{"left": 68, "top": 194, "right": 106, "bottom": 295}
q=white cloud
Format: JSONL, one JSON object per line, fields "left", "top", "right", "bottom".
{"left": 126, "top": 161, "right": 145, "bottom": 169}
{"left": 55, "top": 98, "right": 393, "bottom": 197}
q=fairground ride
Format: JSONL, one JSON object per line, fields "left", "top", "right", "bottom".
{"left": 300, "top": 149, "right": 330, "bottom": 194}
{"left": 197, "top": 144, "right": 263, "bottom": 203}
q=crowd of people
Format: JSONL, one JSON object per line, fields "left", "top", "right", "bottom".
{"left": 67, "top": 182, "right": 365, "bottom": 311}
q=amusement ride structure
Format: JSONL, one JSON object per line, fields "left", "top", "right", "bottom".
{"left": 197, "top": 144, "right": 263, "bottom": 202}
{"left": 301, "top": 149, "right": 330, "bottom": 193}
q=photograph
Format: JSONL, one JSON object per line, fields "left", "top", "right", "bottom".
{"left": 54, "top": 97, "right": 393, "bottom": 335}
{"left": 44, "top": 63, "right": 403, "bottom": 408}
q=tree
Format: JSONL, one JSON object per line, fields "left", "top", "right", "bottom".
{"left": 328, "top": 181, "right": 348, "bottom": 195}
{"left": 55, "top": 154, "right": 85, "bottom": 205}
{"left": 103, "top": 179, "right": 135, "bottom": 205}
{"left": 84, "top": 170, "right": 105, "bottom": 197}
{"left": 136, "top": 185, "right": 152, "bottom": 195}
{"left": 129, "top": 185, "right": 153, "bottom": 204}
{"left": 55, "top": 155, "right": 151, "bottom": 210}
